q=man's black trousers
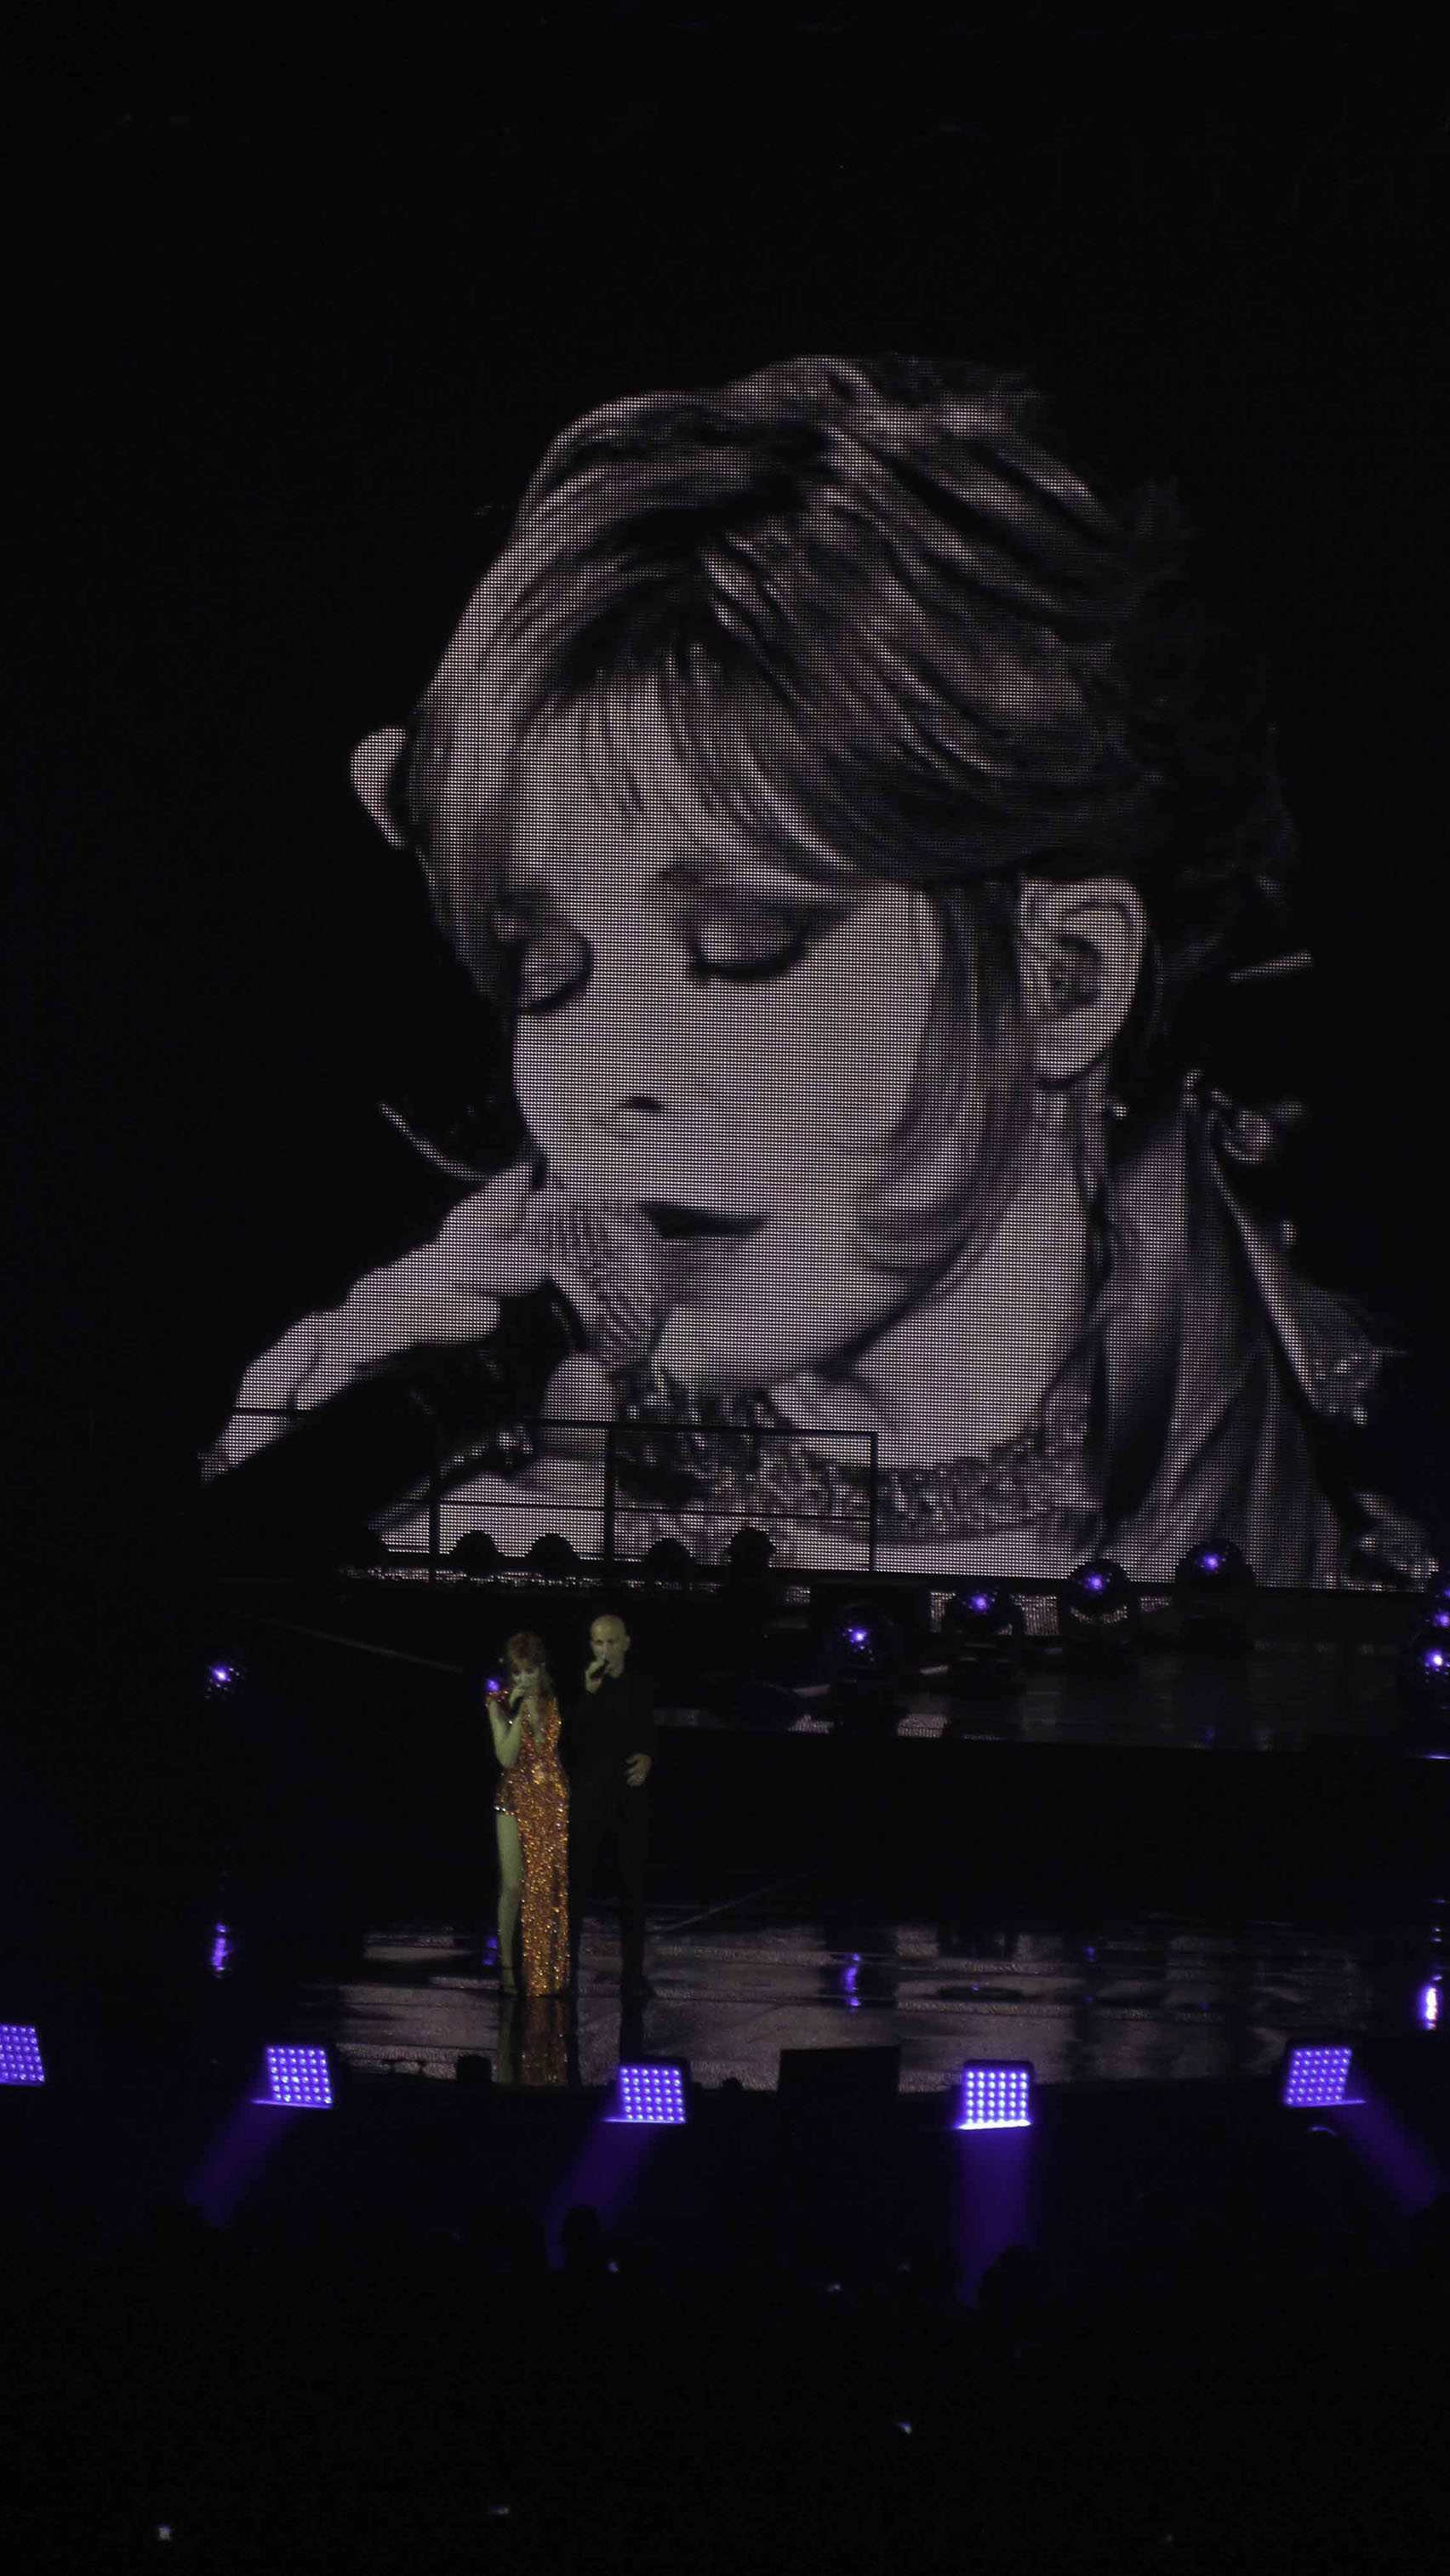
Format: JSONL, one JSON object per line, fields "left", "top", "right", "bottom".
{"left": 568, "top": 1765, "right": 648, "bottom": 1985}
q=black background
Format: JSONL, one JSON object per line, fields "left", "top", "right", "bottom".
{"left": 9, "top": 7, "right": 1449, "bottom": 1591}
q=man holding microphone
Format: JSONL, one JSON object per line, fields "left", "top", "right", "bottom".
{"left": 563, "top": 1612, "right": 655, "bottom": 2004}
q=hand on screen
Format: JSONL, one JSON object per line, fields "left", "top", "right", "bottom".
{"left": 214, "top": 1166, "right": 551, "bottom": 1467}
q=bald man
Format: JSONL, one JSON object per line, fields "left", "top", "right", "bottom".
{"left": 562, "top": 1613, "right": 656, "bottom": 2002}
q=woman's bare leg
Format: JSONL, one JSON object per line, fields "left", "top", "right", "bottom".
{"left": 494, "top": 1812, "right": 522, "bottom": 1993}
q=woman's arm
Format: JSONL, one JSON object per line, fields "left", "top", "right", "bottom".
{"left": 204, "top": 1166, "right": 554, "bottom": 1476}
{"left": 487, "top": 1697, "right": 524, "bottom": 1769}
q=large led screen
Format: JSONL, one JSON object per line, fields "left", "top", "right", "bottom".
{"left": 200, "top": 352, "right": 1434, "bottom": 1587}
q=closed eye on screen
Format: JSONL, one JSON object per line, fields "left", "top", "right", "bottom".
{"left": 505, "top": 926, "right": 592, "bottom": 1017}
{"left": 687, "top": 934, "right": 814, "bottom": 985}
{"left": 685, "top": 903, "right": 853, "bottom": 985}
{"left": 500, "top": 898, "right": 853, "bottom": 1009}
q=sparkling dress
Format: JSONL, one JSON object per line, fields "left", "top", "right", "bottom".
{"left": 492, "top": 1690, "right": 570, "bottom": 1996}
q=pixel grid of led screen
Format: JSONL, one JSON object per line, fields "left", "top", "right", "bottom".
{"left": 199, "top": 351, "right": 1436, "bottom": 1590}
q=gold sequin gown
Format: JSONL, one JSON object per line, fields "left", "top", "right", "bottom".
{"left": 493, "top": 1691, "right": 570, "bottom": 1996}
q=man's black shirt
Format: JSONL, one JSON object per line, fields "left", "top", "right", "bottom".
{"left": 562, "top": 1668, "right": 656, "bottom": 1780}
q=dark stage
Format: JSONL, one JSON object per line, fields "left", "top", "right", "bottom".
{"left": 13, "top": 1568, "right": 1450, "bottom": 2112}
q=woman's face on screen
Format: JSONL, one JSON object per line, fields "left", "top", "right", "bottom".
{"left": 500, "top": 705, "right": 942, "bottom": 1390}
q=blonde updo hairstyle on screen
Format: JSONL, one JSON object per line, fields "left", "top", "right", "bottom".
{"left": 387, "top": 353, "right": 1298, "bottom": 1291}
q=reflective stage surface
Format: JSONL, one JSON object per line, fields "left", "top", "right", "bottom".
{"left": 13, "top": 1603, "right": 1450, "bottom": 2119}
{"left": 300, "top": 1876, "right": 1445, "bottom": 2094}
{"left": 780, "top": 1634, "right": 1407, "bottom": 1750}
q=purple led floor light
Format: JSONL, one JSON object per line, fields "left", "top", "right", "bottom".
{"left": 1275, "top": 2042, "right": 1447, "bottom": 2224}
{"left": 955, "top": 2064, "right": 1032, "bottom": 2130}
{"left": 950, "top": 2063, "right": 1035, "bottom": 2302}
{"left": 256, "top": 2045, "right": 334, "bottom": 2109}
{"left": 611, "top": 2065, "right": 687, "bottom": 2125}
{"left": 543, "top": 2064, "right": 692, "bottom": 2261}
{"left": 1281, "top": 2045, "right": 1362, "bottom": 2109}
{"left": 0, "top": 2025, "right": 45, "bottom": 2085}
{"left": 186, "top": 2051, "right": 331, "bottom": 2227}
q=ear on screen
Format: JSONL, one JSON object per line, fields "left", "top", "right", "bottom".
{"left": 1021, "top": 877, "right": 1147, "bottom": 1082}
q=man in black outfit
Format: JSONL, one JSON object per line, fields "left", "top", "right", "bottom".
{"left": 563, "top": 1611, "right": 655, "bottom": 2003}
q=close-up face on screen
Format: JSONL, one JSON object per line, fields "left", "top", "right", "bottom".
{"left": 500, "top": 712, "right": 942, "bottom": 1397}
{"left": 201, "top": 354, "right": 1434, "bottom": 1591}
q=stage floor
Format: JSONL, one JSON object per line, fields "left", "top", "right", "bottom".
{"left": 293, "top": 1871, "right": 1441, "bottom": 2094}
{"left": 11, "top": 1606, "right": 1447, "bottom": 2122}
{"left": 677, "top": 1631, "right": 1405, "bottom": 1747}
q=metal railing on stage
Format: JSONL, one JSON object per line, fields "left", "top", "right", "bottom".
{"left": 214, "top": 1408, "right": 882, "bottom": 1577}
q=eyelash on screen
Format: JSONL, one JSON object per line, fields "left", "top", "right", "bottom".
{"left": 686, "top": 928, "right": 822, "bottom": 985}
{"left": 514, "top": 955, "right": 591, "bottom": 1017}
{"left": 493, "top": 922, "right": 589, "bottom": 1017}
{"left": 500, "top": 906, "right": 852, "bottom": 1012}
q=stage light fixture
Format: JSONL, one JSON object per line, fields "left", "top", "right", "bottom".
{"left": 818, "top": 1600, "right": 906, "bottom": 1729}
{"left": 1173, "top": 1540, "right": 1257, "bottom": 1651}
{"left": 1058, "top": 1557, "right": 1138, "bottom": 1655}
{"left": 525, "top": 1531, "right": 582, "bottom": 1575}
{"left": 257, "top": 2044, "right": 334, "bottom": 2110}
{"left": 451, "top": 1530, "right": 502, "bottom": 1573}
{"left": 941, "top": 1584, "right": 1026, "bottom": 1692}
{"left": 204, "top": 1661, "right": 243, "bottom": 1698}
{"left": 1280, "top": 2044, "right": 1362, "bottom": 2109}
{"left": 1419, "top": 1979, "right": 1441, "bottom": 2031}
{"left": 724, "top": 1526, "right": 775, "bottom": 1578}
{"left": 0, "top": 2025, "right": 45, "bottom": 2086}
{"left": 611, "top": 2063, "right": 688, "bottom": 2125}
{"left": 1396, "top": 1624, "right": 1450, "bottom": 1734}
{"left": 954, "top": 2063, "right": 1033, "bottom": 2130}
{"left": 642, "top": 1537, "right": 694, "bottom": 1580}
